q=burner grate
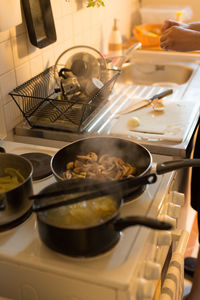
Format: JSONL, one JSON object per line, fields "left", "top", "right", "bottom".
{"left": 9, "top": 66, "right": 121, "bottom": 133}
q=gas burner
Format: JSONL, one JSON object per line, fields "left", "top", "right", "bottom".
{"left": 0, "top": 208, "right": 32, "bottom": 232}
{"left": 20, "top": 152, "right": 52, "bottom": 181}
{"left": 123, "top": 185, "right": 146, "bottom": 203}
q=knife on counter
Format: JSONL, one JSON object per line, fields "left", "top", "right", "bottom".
{"left": 115, "top": 89, "right": 173, "bottom": 118}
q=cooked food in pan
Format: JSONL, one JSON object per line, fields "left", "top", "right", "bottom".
{"left": 62, "top": 152, "right": 137, "bottom": 181}
{"left": 0, "top": 168, "right": 25, "bottom": 193}
{"left": 40, "top": 195, "right": 118, "bottom": 228}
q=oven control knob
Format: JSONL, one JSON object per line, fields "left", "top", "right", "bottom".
{"left": 136, "top": 278, "right": 155, "bottom": 299}
{"left": 170, "top": 191, "right": 185, "bottom": 206}
{"left": 158, "top": 214, "right": 176, "bottom": 228}
{"left": 167, "top": 203, "right": 181, "bottom": 219}
{"left": 157, "top": 231, "right": 172, "bottom": 246}
{"left": 144, "top": 261, "right": 161, "bottom": 280}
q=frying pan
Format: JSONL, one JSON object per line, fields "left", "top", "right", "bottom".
{"left": 51, "top": 136, "right": 200, "bottom": 200}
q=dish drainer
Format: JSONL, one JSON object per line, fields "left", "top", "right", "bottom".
{"left": 9, "top": 66, "right": 121, "bottom": 133}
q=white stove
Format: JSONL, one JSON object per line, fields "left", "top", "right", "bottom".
{"left": 0, "top": 140, "right": 186, "bottom": 300}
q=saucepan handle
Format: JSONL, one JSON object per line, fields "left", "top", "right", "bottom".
{"left": 114, "top": 216, "right": 173, "bottom": 231}
{"left": 156, "top": 159, "right": 200, "bottom": 175}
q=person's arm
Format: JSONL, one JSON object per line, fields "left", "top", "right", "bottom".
{"left": 162, "top": 20, "right": 200, "bottom": 33}
{"left": 161, "top": 19, "right": 189, "bottom": 33}
{"left": 160, "top": 26, "right": 200, "bottom": 52}
{"left": 186, "top": 21, "right": 200, "bottom": 31}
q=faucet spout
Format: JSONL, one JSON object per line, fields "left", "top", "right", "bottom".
{"left": 116, "top": 42, "right": 142, "bottom": 69}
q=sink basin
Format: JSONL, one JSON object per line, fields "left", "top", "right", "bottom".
{"left": 117, "top": 62, "right": 194, "bottom": 86}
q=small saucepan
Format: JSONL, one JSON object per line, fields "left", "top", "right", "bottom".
{"left": 35, "top": 179, "right": 173, "bottom": 257}
{"left": 0, "top": 153, "right": 33, "bottom": 230}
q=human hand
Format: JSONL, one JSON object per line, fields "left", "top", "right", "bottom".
{"left": 160, "top": 26, "right": 200, "bottom": 52}
{"left": 162, "top": 19, "right": 189, "bottom": 33}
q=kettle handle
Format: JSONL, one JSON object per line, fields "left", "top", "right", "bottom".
{"left": 58, "top": 68, "right": 72, "bottom": 79}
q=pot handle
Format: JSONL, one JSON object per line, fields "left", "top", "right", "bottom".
{"left": 114, "top": 216, "right": 173, "bottom": 231}
{"left": 156, "top": 159, "right": 200, "bottom": 175}
{"left": 0, "top": 194, "right": 6, "bottom": 210}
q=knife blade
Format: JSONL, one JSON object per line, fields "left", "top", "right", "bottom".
{"left": 115, "top": 89, "right": 173, "bottom": 118}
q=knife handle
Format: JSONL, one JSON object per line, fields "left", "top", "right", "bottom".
{"left": 150, "top": 89, "right": 173, "bottom": 101}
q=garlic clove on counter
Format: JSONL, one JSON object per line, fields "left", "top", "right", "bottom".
{"left": 127, "top": 116, "right": 140, "bottom": 130}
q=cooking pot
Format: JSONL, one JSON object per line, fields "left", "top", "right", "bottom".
{"left": 36, "top": 179, "right": 172, "bottom": 257}
{"left": 51, "top": 136, "right": 200, "bottom": 201}
{"left": 0, "top": 153, "right": 33, "bottom": 230}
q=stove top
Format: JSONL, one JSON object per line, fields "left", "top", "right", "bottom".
{"left": 0, "top": 140, "right": 175, "bottom": 299}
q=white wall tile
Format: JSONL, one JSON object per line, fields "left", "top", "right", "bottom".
{"left": 50, "top": 0, "right": 63, "bottom": 20}
{"left": 26, "top": 34, "right": 43, "bottom": 60}
{"left": 54, "top": 18, "right": 64, "bottom": 43}
{"left": 0, "top": 96, "right": 7, "bottom": 138}
{"left": 15, "top": 62, "right": 31, "bottom": 86}
{"left": 61, "top": 37, "right": 74, "bottom": 52}
{"left": 30, "top": 55, "right": 43, "bottom": 77}
{"left": 42, "top": 48, "right": 56, "bottom": 69}
{"left": 60, "top": 0, "right": 77, "bottom": 16}
{"left": 10, "top": 22, "right": 26, "bottom": 38}
{"left": 81, "top": 7, "right": 92, "bottom": 31}
{"left": 0, "top": 39, "right": 14, "bottom": 75}
{"left": 0, "top": 70, "right": 16, "bottom": 105}
{"left": 3, "top": 99, "right": 21, "bottom": 132}
{"left": 73, "top": 9, "right": 86, "bottom": 37}
{"left": 11, "top": 33, "right": 28, "bottom": 67}
{"left": 90, "top": 6, "right": 104, "bottom": 27}
{"left": 62, "top": 14, "right": 74, "bottom": 42}
{"left": 54, "top": 42, "right": 70, "bottom": 62}
{"left": 0, "top": 0, "right": 139, "bottom": 131}
{"left": 0, "top": 30, "right": 10, "bottom": 43}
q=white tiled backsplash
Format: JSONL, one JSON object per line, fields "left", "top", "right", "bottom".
{"left": 142, "top": 0, "right": 198, "bottom": 20}
{"left": 0, "top": 0, "right": 139, "bottom": 136}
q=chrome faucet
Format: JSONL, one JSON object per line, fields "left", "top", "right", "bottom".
{"left": 116, "top": 42, "right": 142, "bottom": 69}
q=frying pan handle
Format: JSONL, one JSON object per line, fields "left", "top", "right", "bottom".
{"left": 114, "top": 216, "right": 173, "bottom": 231}
{"left": 120, "top": 173, "right": 157, "bottom": 188}
{"left": 156, "top": 159, "right": 200, "bottom": 175}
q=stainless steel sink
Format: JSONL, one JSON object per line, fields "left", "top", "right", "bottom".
{"left": 117, "top": 62, "right": 194, "bottom": 86}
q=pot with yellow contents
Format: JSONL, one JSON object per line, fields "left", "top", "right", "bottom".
{"left": 0, "top": 153, "right": 33, "bottom": 230}
{"left": 35, "top": 179, "right": 173, "bottom": 257}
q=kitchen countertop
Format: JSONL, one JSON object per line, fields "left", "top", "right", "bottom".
{"left": 123, "top": 37, "right": 200, "bottom": 54}
{"left": 7, "top": 43, "right": 200, "bottom": 158}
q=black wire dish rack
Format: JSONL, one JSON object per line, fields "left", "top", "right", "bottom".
{"left": 9, "top": 66, "right": 121, "bottom": 133}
